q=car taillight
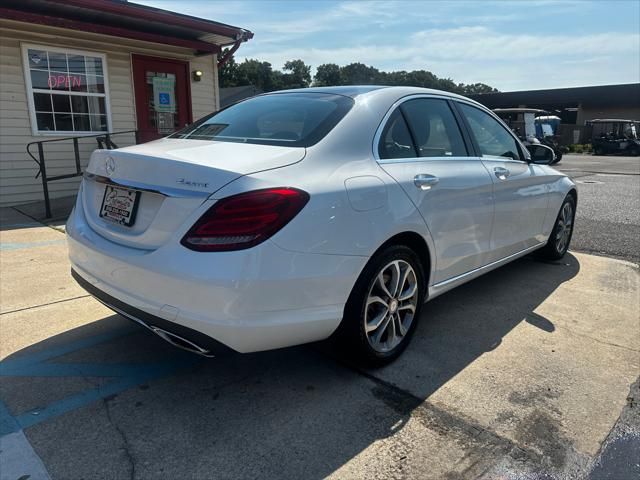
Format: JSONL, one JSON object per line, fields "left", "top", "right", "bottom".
{"left": 181, "top": 188, "right": 310, "bottom": 252}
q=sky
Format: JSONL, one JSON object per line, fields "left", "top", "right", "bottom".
{"left": 139, "top": 0, "right": 640, "bottom": 91}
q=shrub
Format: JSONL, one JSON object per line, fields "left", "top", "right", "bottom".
{"left": 566, "top": 143, "right": 591, "bottom": 153}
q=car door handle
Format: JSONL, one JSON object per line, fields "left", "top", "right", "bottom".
{"left": 494, "top": 167, "right": 510, "bottom": 180}
{"left": 414, "top": 174, "right": 439, "bottom": 190}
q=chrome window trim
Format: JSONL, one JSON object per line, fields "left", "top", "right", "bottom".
{"left": 377, "top": 155, "right": 477, "bottom": 165}
{"left": 374, "top": 94, "right": 470, "bottom": 164}
{"left": 452, "top": 98, "right": 531, "bottom": 163}
{"left": 83, "top": 172, "right": 210, "bottom": 199}
{"left": 373, "top": 93, "right": 531, "bottom": 165}
{"left": 482, "top": 157, "right": 530, "bottom": 166}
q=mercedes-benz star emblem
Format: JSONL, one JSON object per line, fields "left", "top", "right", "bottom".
{"left": 105, "top": 156, "right": 116, "bottom": 176}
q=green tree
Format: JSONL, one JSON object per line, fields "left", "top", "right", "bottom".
{"left": 403, "top": 70, "right": 439, "bottom": 89}
{"left": 217, "top": 54, "right": 499, "bottom": 95}
{"left": 460, "top": 83, "right": 499, "bottom": 95}
{"left": 314, "top": 63, "right": 342, "bottom": 86}
{"left": 381, "top": 70, "right": 408, "bottom": 86}
{"left": 340, "top": 63, "right": 380, "bottom": 85}
{"left": 270, "top": 70, "right": 285, "bottom": 91}
{"left": 282, "top": 59, "right": 312, "bottom": 88}
{"left": 218, "top": 49, "right": 240, "bottom": 88}
{"left": 434, "top": 77, "right": 461, "bottom": 94}
{"left": 235, "top": 59, "right": 278, "bottom": 91}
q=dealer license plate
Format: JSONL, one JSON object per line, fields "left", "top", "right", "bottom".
{"left": 99, "top": 185, "right": 140, "bottom": 227}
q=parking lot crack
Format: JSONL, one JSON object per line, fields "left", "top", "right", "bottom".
{"left": 553, "top": 324, "right": 640, "bottom": 353}
{"left": 103, "top": 397, "right": 136, "bottom": 480}
{"left": 336, "top": 358, "right": 554, "bottom": 471}
{"left": 0, "top": 295, "right": 91, "bottom": 316}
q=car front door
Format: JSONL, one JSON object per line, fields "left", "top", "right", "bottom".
{"left": 377, "top": 97, "right": 495, "bottom": 284}
{"left": 455, "top": 102, "right": 549, "bottom": 262}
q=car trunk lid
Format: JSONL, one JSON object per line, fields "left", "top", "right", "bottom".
{"left": 81, "top": 138, "right": 305, "bottom": 250}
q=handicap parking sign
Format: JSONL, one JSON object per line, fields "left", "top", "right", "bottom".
{"left": 152, "top": 77, "right": 176, "bottom": 112}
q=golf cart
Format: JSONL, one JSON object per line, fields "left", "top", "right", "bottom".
{"left": 587, "top": 119, "right": 640, "bottom": 156}
{"left": 493, "top": 108, "right": 565, "bottom": 164}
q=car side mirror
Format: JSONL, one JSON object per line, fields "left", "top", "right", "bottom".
{"left": 526, "top": 144, "right": 555, "bottom": 165}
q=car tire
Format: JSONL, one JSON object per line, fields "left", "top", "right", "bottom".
{"left": 336, "top": 244, "right": 426, "bottom": 367}
{"left": 539, "top": 194, "right": 576, "bottom": 260}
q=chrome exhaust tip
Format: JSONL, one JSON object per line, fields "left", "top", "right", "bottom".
{"left": 93, "top": 296, "right": 215, "bottom": 358}
{"left": 149, "top": 326, "right": 215, "bottom": 358}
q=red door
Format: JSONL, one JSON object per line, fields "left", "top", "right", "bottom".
{"left": 132, "top": 55, "right": 192, "bottom": 143}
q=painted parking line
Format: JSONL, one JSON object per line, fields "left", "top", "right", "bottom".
{"left": 0, "top": 325, "right": 202, "bottom": 480}
{"left": 0, "top": 328, "right": 134, "bottom": 371}
{"left": 1, "top": 401, "right": 51, "bottom": 480}
{"left": 0, "top": 429, "right": 51, "bottom": 480}
{"left": 0, "top": 239, "right": 66, "bottom": 251}
{"left": 0, "top": 327, "right": 200, "bottom": 436}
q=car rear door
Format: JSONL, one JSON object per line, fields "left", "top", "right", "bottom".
{"left": 376, "top": 96, "right": 495, "bottom": 284}
{"left": 454, "top": 101, "right": 549, "bottom": 261}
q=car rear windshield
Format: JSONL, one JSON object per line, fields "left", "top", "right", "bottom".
{"left": 170, "top": 93, "right": 354, "bottom": 147}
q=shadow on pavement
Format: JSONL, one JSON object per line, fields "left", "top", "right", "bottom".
{"left": 0, "top": 208, "right": 44, "bottom": 232}
{"left": 364, "top": 254, "right": 581, "bottom": 401}
{"left": 13, "top": 195, "right": 76, "bottom": 224}
{"left": 0, "top": 196, "right": 75, "bottom": 232}
{"left": 0, "top": 254, "right": 580, "bottom": 479}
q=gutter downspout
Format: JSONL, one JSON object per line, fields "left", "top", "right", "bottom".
{"left": 217, "top": 39, "right": 242, "bottom": 69}
{"left": 214, "top": 31, "right": 252, "bottom": 109}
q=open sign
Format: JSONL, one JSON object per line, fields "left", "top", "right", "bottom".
{"left": 48, "top": 74, "right": 83, "bottom": 89}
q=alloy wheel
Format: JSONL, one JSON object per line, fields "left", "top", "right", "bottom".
{"left": 555, "top": 202, "right": 574, "bottom": 253}
{"left": 364, "top": 260, "right": 419, "bottom": 353}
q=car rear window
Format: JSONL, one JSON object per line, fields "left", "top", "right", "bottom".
{"left": 171, "top": 93, "right": 354, "bottom": 147}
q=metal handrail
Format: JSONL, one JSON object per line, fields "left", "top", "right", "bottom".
{"left": 26, "top": 130, "right": 139, "bottom": 218}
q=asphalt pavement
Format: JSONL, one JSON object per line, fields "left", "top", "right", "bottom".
{"left": 556, "top": 154, "right": 640, "bottom": 263}
{"left": 0, "top": 154, "right": 638, "bottom": 480}
{"left": 555, "top": 154, "right": 640, "bottom": 479}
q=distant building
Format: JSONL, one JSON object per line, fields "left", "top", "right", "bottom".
{"left": 469, "top": 83, "right": 640, "bottom": 145}
{"left": 0, "top": 0, "right": 253, "bottom": 207}
{"left": 469, "top": 83, "right": 640, "bottom": 125}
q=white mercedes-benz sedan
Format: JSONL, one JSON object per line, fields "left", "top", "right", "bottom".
{"left": 67, "top": 86, "right": 576, "bottom": 365}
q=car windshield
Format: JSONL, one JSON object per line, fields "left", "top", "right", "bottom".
{"left": 171, "top": 93, "right": 354, "bottom": 147}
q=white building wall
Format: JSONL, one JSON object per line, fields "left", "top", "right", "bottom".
{"left": 0, "top": 20, "right": 218, "bottom": 207}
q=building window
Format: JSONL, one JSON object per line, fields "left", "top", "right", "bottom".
{"left": 22, "top": 44, "right": 111, "bottom": 135}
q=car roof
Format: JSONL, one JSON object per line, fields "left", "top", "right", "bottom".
{"left": 493, "top": 108, "right": 549, "bottom": 114}
{"left": 269, "top": 85, "right": 475, "bottom": 102}
{"left": 272, "top": 86, "right": 388, "bottom": 97}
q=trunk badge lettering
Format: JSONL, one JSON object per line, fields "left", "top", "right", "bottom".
{"left": 177, "top": 178, "right": 209, "bottom": 189}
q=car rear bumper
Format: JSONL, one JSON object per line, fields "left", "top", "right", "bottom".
{"left": 66, "top": 202, "right": 367, "bottom": 353}
{"left": 71, "top": 268, "right": 234, "bottom": 356}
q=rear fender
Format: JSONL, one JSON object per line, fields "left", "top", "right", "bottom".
{"left": 210, "top": 160, "right": 436, "bottom": 263}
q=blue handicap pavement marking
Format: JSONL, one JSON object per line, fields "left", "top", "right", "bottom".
{"left": 0, "top": 327, "right": 200, "bottom": 436}
{"left": 0, "top": 239, "right": 66, "bottom": 251}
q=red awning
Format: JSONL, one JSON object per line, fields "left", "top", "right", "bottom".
{"left": 0, "top": 0, "right": 254, "bottom": 55}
